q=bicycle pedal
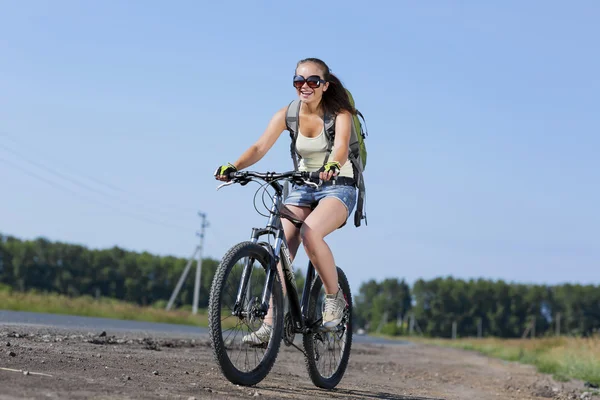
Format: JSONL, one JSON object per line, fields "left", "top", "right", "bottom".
{"left": 247, "top": 342, "right": 268, "bottom": 349}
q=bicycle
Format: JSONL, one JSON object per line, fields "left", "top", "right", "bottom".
{"left": 207, "top": 170, "right": 353, "bottom": 390}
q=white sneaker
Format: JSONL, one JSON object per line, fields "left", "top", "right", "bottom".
{"left": 242, "top": 323, "right": 272, "bottom": 345}
{"left": 322, "top": 289, "right": 346, "bottom": 330}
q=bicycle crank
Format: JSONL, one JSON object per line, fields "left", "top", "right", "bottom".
{"left": 283, "top": 313, "right": 307, "bottom": 357}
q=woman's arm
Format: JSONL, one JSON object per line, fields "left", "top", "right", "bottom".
{"left": 320, "top": 110, "right": 352, "bottom": 180}
{"left": 232, "top": 106, "right": 288, "bottom": 170}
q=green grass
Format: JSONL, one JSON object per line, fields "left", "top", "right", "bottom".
{"left": 0, "top": 286, "right": 208, "bottom": 328}
{"left": 410, "top": 336, "right": 600, "bottom": 386}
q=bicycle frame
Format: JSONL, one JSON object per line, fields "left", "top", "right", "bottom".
{"left": 232, "top": 178, "right": 316, "bottom": 334}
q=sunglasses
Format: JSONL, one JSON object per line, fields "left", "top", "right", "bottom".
{"left": 293, "top": 75, "right": 327, "bottom": 89}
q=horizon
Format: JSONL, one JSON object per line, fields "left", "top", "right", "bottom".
{"left": 1, "top": 2, "right": 599, "bottom": 295}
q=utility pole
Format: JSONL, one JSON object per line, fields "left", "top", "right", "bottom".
{"left": 376, "top": 311, "right": 389, "bottom": 334}
{"left": 452, "top": 321, "right": 457, "bottom": 340}
{"left": 166, "top": 211, "right": 209, "bottom": 313}
{"left": 192, "top": 212, "right": 209, "bottom": 314}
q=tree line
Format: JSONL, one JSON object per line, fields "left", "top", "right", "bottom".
{"left": 0, "top": 234, "right": 304, "bottom": 311}
{"left": 355, "top": 277, "right": 600, "bottom": 338}
{"left": 1, "top": 234, "right": 598, "bottom": 338}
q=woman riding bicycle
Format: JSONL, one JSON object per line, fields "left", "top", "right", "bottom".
{"left": 215, "top": 57, "right": 357, "bottom": 344}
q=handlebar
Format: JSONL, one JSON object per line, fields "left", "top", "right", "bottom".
{"left": 228, "top": 170, "right": 320, "bottom": 182}
{"left": 216, "top": 170, "right": 322, "bottom": 192}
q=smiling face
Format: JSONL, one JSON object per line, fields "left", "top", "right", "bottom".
{"left": 294, "top": 62, "right": 329, "bottom": 105}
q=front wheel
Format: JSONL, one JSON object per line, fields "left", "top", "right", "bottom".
{"left": 208, "top": 241, "right": 284, "bottom": 386}
{"left": 303, "top": 267, "right": 353, "bottom": 389}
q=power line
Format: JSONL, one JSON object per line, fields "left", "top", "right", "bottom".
{"left": 0, "top": 142, "right": 192, "bottom": 221}
{"left": 0, "top": 132, "right": 196, "bottom": 217}
{"left": 0, "top": 156, "right": 191, "bottom": 232}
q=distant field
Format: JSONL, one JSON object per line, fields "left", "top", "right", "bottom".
{"left": 412, "top": 336, "right": 600, "bottom": 386}
{"left": 0, "top": 287, "right": 208, "bottom": 327}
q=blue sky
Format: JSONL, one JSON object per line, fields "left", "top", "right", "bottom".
{"left": 1, "top": 1, "right": 598, "bottom": 293}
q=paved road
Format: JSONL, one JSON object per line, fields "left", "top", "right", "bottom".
{"left": 0, "top": 310, "right": 408, "bottom": 345}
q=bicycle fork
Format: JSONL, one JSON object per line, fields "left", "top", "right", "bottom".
{"left": 232, "top": 227, "right": 281, "bottom": 319}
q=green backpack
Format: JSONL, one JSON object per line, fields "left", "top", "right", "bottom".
{"left": 285, "top": 89, "right": 368, "bottom": 227}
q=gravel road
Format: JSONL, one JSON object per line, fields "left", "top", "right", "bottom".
{"left": 0, "top": 312, "right": 595, "bottom": 400}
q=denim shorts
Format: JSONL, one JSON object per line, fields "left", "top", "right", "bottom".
{"left": 284, "top": 182, "right": 357, "bottom": 219}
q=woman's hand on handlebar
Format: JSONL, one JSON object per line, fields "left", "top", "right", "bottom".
{"left": 319, "top": 161, "right": 341, "bottom": 181}
{"left": 214, "top": 162, "right": 238, "bottom": 181}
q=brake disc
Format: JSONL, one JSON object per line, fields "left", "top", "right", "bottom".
{"left": 283, "top": 312, "right": 295, "bottom": 346}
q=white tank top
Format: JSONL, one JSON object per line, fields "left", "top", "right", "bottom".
{"left": 295, "top": 128, "right": 354, "bottom": 179}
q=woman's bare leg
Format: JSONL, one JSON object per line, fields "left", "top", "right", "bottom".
{"left": 299, "top": 198, "right": 347, "bottom": 294}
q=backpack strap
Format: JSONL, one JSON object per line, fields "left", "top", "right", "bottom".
{"left": 321, "top": 113, "right": 336, "bottom": 165}
{"left": 286, "top": 100, "right": 336, "bottom": 168}
{"left": 356, "top": 109, "right": 368, "bottom": 138}
{"left": 285, "top": 99, "right": 302, "bottom": 170}
{"left": 351, "top": 155, "right": 367, "bottom": 227}
{"left": 355, "top": 109, "right": 368, "bottom": 226}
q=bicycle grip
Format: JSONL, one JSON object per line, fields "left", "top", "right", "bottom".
{"left": 308, "top": 172, "right": 321, "bottom": 181}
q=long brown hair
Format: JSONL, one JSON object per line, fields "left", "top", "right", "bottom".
{"left": 296, "top": 58, "right": 356, "bottom": 117}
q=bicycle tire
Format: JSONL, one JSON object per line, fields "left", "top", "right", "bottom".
{"left": 208, "top": 241, "right": 284, "bottom": 386}
{"left": 303, "top": 266, "right": 353, "bottom": 389}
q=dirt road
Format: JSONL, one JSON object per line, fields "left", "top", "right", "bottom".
{"left": 0, "top": 325, "right": 593, "bottom": 400}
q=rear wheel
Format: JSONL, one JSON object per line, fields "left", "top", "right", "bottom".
{"left": 303, "top": 267, "right": 353, "bottom": 389}
{"left": 208, "top": 241, "right": 284, "bottom": 386}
